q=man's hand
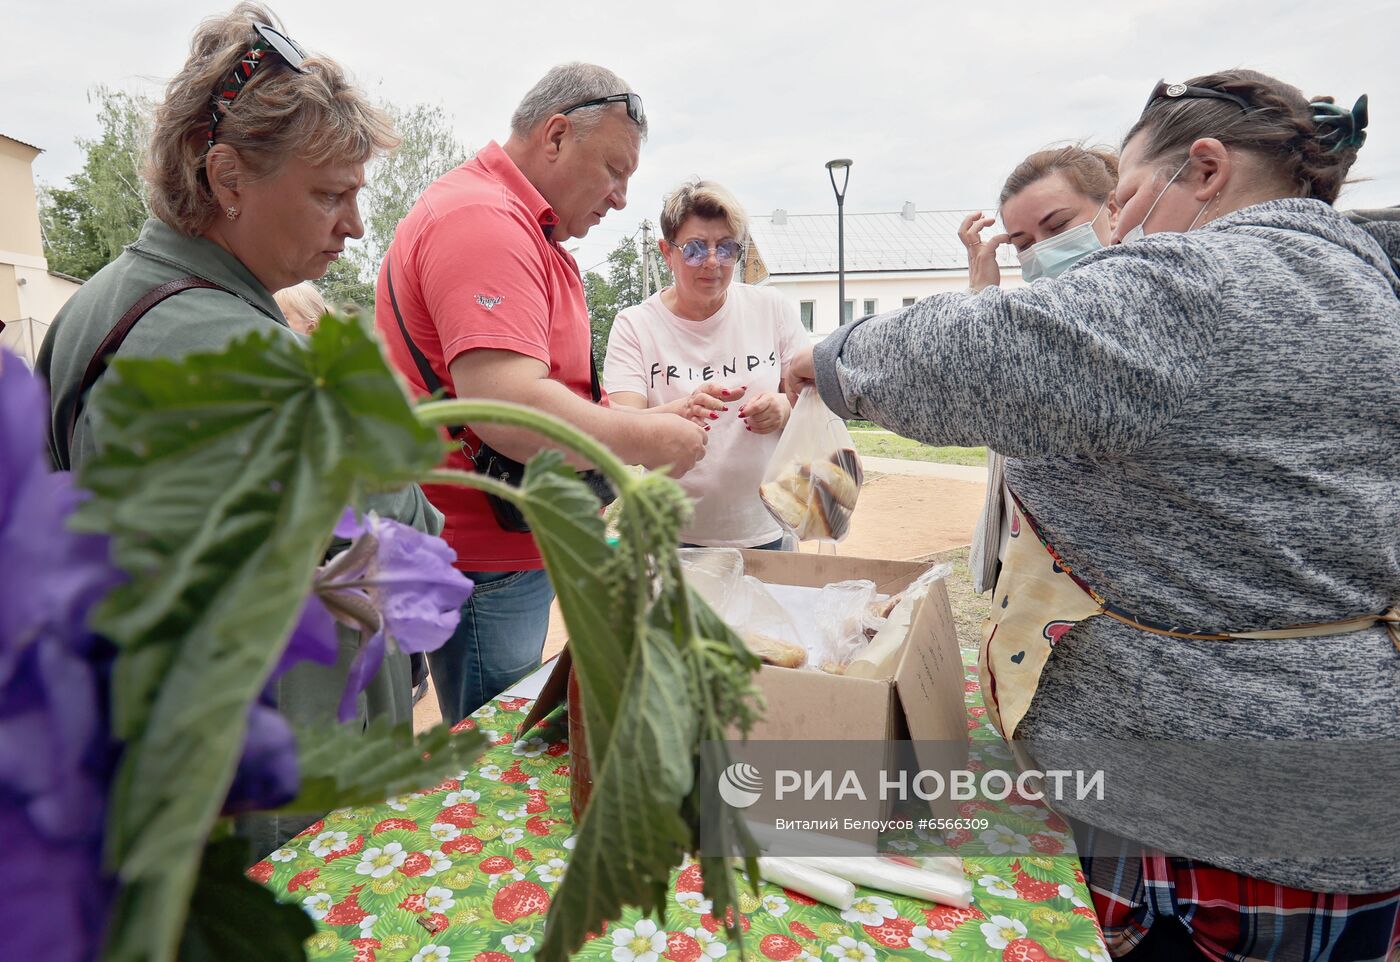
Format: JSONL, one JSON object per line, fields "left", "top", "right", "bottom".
{"left": 638, "top": 413, "right": 708, "bottom": 477}
{"left": 739, "top": 391, "right": 789, "bottom": 435}
{"left": 957, "top": 211, "right": 1009, "bottom": 292}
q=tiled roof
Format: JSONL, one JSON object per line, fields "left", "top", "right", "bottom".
{"left": 748, "top": 207, "right": 1019, "bottom": 275}
{"left": 0, "top": 133, "right": 45, "bottom": 153}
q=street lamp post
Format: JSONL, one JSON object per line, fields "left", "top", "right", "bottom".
{"left": 826, "top": 158, "right": 852, "bottom": 326}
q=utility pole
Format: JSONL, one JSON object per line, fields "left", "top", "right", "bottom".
{"left": 639, "top": 221, "right": 652, "bottom": 300}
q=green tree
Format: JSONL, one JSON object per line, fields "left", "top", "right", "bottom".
{"left": 39, "top": 87, "right": 151, "bottom": 279}
{"left": 327, "top": 102, "right": 468, "bottom": 313}
{"left": 318, "top": 253, "right": 377, "bottom": 311}
{"left": 585, "top": 234, "right": 672, "bottom": 366}
{"left": 360, "top": 103, "right": 467, "bottom": 269}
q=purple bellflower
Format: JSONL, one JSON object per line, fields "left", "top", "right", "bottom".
{"left": 0, "top": 351, "right": 125, "bottom": 962}
{"left": 221, "top": 596, "right": 340, "bottom": 816}
{"left": 318, "top": 510, "right": 474, "bottom": 721}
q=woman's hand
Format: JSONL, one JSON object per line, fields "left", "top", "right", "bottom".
{"left": 675, "top": 382, "right": 746, "bottom": 427}
{"left": 740, "top": 391, "right": 789, "bottom": 434}
{"left": 785, "top": 347, "right": 815, "bottom": 403}
{"left": 958, "top": 211, "right": 1009, "bottom": 292}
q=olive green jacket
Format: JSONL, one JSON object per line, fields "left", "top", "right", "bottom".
{"left": 35, "top": 218, "right": 444, "bottom": 851}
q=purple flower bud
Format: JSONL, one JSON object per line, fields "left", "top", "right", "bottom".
{"left": 223, "top": 701, "right": 299, "bottom": 816}
{"left": 0, "top": 352, "right": 122, "bottom": 960}
{"left": 320, "top": 509, "right": 473, "bottom": 721}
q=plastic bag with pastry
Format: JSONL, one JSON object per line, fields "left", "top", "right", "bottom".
{"left": 758, "top": 387, "right": 864, "bottom": 543}
{"left": 811, "top": 579, "right": 877, "bottom": 673}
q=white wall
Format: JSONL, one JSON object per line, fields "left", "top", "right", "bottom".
{"left": 1, "top": 266, "right": 80, "bottom": 366}
{"left": 762, "top": 269, "right": 1025, "bottom": 338}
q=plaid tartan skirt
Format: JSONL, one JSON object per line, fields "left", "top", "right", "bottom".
{"left": 1087, "top": 852, "right": 1400, "bottom": 962}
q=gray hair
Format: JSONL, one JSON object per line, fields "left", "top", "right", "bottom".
{"left": 510, "top": 62, "right": 647, "bottom": 140}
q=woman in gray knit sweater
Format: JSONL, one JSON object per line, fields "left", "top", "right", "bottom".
{"left": 793, "top": 70, "right": 1398, "bottom": 962}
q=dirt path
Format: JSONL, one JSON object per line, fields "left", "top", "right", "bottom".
{"left": 804, "top": 471, "right": 985, "bottom": 562}
{"left": 415, "top": 470, "right": 989, "bottom": 730}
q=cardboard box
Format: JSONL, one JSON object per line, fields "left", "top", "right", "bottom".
{"left": 520, "top": 551, "right": 969, "bottom": 792}
{"left": 731, "top": 549, "right": 968, "bottom": 750}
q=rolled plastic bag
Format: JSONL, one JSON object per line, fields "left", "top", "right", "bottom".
{"left": 755, "top": 857, "right": 855, "bottom": 910}
{"left": 787, "top": 855, "right": 973, "bottom": 908}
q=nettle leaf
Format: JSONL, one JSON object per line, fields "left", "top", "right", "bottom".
{"left": 280, "top": 717, "right": 487, "bottom": 813}
{"left": 537, "top": 625, "right": 696, "bottom": 958}
{"left": 513, "top": 449, "right": 634, "bottom": 760}
{"left": 490, "top": 453, "right": 760, "bottom": 960}
{"left": 413, "top": 400, "right": 763, "bottom": 959}
{"left": 75, "top": 316, "right": 442, "bottom": 962}
{"left": 177, "top": 837, "right": 313, "bottom": 962}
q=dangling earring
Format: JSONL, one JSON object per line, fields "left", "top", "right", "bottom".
{"left": 226, "top": 206, "right": 240, "bottom": 221}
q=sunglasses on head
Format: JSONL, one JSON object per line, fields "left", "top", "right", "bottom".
{"left": 669, "top": 238, "right": 744, "bottom": 267}
{"left": 207, "top": 22, "right": 308, "bottom": 150}
{"left": 1141, "top": 79, "right": 1252, "bottom": 117}
{"left": 560, "top": 92, "right": 645, "bottom": 128}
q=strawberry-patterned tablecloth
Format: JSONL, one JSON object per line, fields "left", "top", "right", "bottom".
{"left": 254, "top": 650, "right": 1111, "bottom": 962}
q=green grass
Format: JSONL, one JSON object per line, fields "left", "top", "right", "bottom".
{"left": 850, "top": 431, "right": 988, "bottom": 466}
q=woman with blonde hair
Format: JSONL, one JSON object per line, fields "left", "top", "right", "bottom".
{"left": 39, "top": 1, "right": 398, "bottom": 470}
{"left": 35, "top": 1, "right": 440, "bottom": 849}
{"left": 603, "top": 178, "right": 808, "bottom": 549}
{"left": 273, "top": 280, "right": 328, "bottom": 334}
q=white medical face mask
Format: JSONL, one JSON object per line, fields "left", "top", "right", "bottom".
{"left": 1122, "top": 157, "right": 1215, "bottom": 243}
{"left": 1017, "top": 202, "right": 1107, "bottom": 282}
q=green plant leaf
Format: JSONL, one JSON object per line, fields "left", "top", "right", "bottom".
{"left": 536, "top": 624, "right": 696, "bottom": 957}
{"left": 511, "top": 449, "right": 635, "bottom": 762}
{"left": 416, "top": 405, "right": 764, "bottom": 959}
{"left": 177, "top": 837, "right": 314, "bottom": 962}
{"left": 279, "top": 718, "right": 487, "bottom": 813}
{"left": 75, "top": 316, "right": 442, "bottom": 962}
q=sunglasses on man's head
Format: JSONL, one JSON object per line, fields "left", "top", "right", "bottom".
{"left": 1141, "top": 79, "right": 1252, "bottom": 117}
{"left": 669, "top": 238, "right": 744, "bottom": 267}
{"left": 207, "top": 22, "right": 308, "bottom": 150}
{"left": 560, "top": 92, "right": 646, "bottom": 128}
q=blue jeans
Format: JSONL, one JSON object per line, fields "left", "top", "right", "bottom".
{"left": 428, "top": 568, "right": 554, "bottom": 725}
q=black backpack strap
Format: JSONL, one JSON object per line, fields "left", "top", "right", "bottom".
{"left": 66, "top": 275, "right": 226, "bottom": 455}
{"left": 386, "top": 259, "right": 604, "bottom": 436}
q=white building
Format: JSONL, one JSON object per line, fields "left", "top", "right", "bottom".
{"left": 0, "top": 133, "right": 83, "bottom": 366}
{"left": 744, "top": 203, "right": 1023, "bottom": 338}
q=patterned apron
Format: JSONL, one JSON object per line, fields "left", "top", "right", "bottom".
{"left": 979, "top": 491, "right": 1400, "bottom": 741}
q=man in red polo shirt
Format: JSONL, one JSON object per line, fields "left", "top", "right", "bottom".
{"left": 376, "top": 63, "right": 706, "bottom": 723}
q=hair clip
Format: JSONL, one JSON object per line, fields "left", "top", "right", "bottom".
{"left": 1311, "top": 94, "right": 1369, "bottom": 154}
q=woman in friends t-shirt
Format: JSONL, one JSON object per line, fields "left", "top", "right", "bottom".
{"left": 604, "top": 179, "right": 808, "bottom": 548}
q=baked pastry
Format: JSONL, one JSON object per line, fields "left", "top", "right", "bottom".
{"left": 760, "top": 448, "right": 864, "bottom": 542}
{"left": 759, "top": 481, "right": 807, "bottom": 530}
{"left": 742, "top": 632, "right": 808, "bottom": 668}
{"left": 802, "top": 460, "right": 859, "bottom": 510}
{"left": 832, "top": 447, "right": 864, "bottom": 487}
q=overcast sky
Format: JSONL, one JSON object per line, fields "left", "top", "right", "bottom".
{"left": 9, "top": 0, "right": 1397, "bottom": 273}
